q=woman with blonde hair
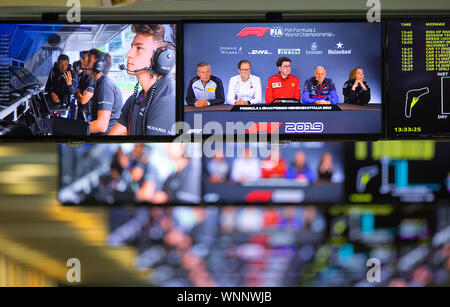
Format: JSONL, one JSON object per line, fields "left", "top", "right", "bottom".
{"left": 343, "top": 67, "right": 371, "bottom": 105}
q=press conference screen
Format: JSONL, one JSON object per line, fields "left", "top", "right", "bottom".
{"left": 347, "top": 141, "right": 450, "bottom": 204}
{"left": 183, "top": 22, "right": 382, "bottom": 138}
{"left": 203, "top": 142, "right": 345, "bottom": 204}
{"left": 386, "top": 20, "right": 450, "bottom": 137}
{"left": 58, "top": 143, "right": 201, "bottom": 205}
{"left": 0, "top": 23, "right": 177, "bottom": 140}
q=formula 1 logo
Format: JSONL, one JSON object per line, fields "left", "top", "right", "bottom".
{"left": 285, "top": 122, "right": 324, "bottom": 133}
{"left": 245, "top": 122, "right": 282, "bottom": 134}
{"left": 236, "top": 27, "right": 270, "bottom": 37}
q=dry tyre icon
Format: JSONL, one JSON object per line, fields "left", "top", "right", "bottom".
{"left": 405, "top": 87, "right": 429, "bottom": 118}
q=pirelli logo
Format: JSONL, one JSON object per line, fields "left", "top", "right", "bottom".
{"left": 236, "top": 27, "right": 270, "bottom": 37}
{"left": 278, "top": 48, "right": 301, "bottom": 55}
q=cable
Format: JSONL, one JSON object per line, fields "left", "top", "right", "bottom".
{"left": 141, "top": 86, "right": 157, "bottom": 136}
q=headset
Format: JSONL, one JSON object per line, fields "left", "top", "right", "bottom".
{"left": 151, "top": 24, "right": 176, "bottom": 76}
{"left": 92, "top": 51, "right": 107, "bottom": 74}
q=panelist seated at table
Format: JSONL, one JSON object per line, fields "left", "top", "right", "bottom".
{"left": 302, "top": 66, "right": 338, "bottom": 105}
{"left": 285, "top": 151, "right": 314, "bottom": 184}
{"left": 265, "top": 57, "right": 301, "bottom": 104}
{"left": 185, "top": 62, "right": 225, "bottom": 108}
{"left": 226, "top": 60, "right": 262, "bottom": 105}
{"left": 343, "top": 67, "right": 371, "bottom": 105}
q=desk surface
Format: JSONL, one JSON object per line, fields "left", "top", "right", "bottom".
{"left": 185, "top": 103, "right": 382, "bottom": 112}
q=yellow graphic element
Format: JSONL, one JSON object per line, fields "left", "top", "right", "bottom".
{"left": 355, "top": 142, "right": 368, "bottom": 160}
{"left": 372, "top": 141, "right": 435, "bottom": 160}
{"left": 333, "top": 220, "right": 347, "bottom": 235}
{"left": 411, "top": 96, "right": 420, "bottom": 109}
{"left": 361, "top": 173, "right": 371, "bottom": 185}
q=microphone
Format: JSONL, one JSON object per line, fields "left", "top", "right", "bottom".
{"left": 119, "top": 64, "right": 151, "bottom": 73}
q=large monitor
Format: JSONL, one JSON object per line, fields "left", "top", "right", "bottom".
{"left": 107, "top": 205, "right": 450, "bottom": 287}
{"left": 183, "top": 22, "right": 383, "bottom": 139}
{"left": 386, "top": 19, "right": 450, "bottom": 138}
{"left": 108, "top": 205, "right": 328, "bottom": 287}
{"left": 0, "top": 23, "right": 178, "bottom": 140}
{"left": 346, "top": 141, "right": 450, "bottom": 204}
{"left": 202, "top": 142, "right": 345, "bottom": 204}
{"left": 58, "top": 143, "right": 202, "bottom": 205}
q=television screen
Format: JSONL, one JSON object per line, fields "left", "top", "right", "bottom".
{"left": 107, "top": 205, "right": 450, "bottom": 287}
{"left": 386, "top": 19, "right": 450, "bottom": 137}
{"left": 183, "top": 22, "right": 383, "bottom": 139}
{"left": 0, "top": 23, "right": 177, "bottom": 140}
{"left": 202, "top": 142, "right": 345, "bottom": 204}
{"left": 346, "top": 141, "right": 450, "bottom": 204}
{"left": 108, "top": 205, "right": 328, "bottom": 287}
{"left": 320, "top": 205, "right": 449, "bottom": 287}
{"left": 58, "top": 143, "right": 201, "bottom": 205}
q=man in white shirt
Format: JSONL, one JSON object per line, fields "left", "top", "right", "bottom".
{"left": 231, "top": 148, "right": 261, "bottom": 182}
{"left": 226, "top": 60, "right": 262, "bottom": 105}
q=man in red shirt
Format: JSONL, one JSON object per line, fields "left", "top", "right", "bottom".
{"left": 261, "top": 147, "right": 287, "bottom": 178}
{"left": 265, "top": 57, "right": 301, "bottom": 104}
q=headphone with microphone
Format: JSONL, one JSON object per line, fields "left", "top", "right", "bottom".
{"left": 92, "top": 51, "right": 107, "bottom": 74}
{"left": 151, "top": 24, "right": 176, "bottom": 76}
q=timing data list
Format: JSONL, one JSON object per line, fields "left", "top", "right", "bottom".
{"left": 0, "top": 34, "right": 9, "bottom": 103}
{"left": 400, "top": 21, "right": 450, "bottom": 72}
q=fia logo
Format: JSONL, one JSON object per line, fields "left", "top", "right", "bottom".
{"left": 270, "top": 27, "right": 284, "bottom": 38}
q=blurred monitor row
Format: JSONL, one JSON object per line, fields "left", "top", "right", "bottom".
{"left": 58, "top": 141, "right": 450, "bottom": 205}
{"left": 0, "top": 19, "right": 449, "bottom": 140}
{"left": 107, "top": 205, "right": 450, "bottom": 287}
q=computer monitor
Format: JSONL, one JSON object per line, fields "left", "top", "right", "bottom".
{"left": 182, "top": 21, "right": 383, "bottom": 140}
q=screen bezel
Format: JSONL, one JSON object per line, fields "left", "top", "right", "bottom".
{"left": 0, "top": 20, "right": 182, "bottom": 142}
{"left": 385, "top": 18, "right": 450, "bottom": 140}
{"left": 58, "top": 141, "right": 349, "bottom": 207}
{"left": 179, "top": 19, "right": 385, "bottom": 142}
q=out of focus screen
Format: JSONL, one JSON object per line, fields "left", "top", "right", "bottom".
{"left": 0, "top": 143, "right": 448, "bottom": 286}
{"left": 108, "top": 205, "right": 450, "bottom": 287}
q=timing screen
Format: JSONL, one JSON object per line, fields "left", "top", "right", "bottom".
{"left": 386, "top": 20, "right": 450, "bottom": 137}
{"left": 347, "top": 141, "right": 450, "bottom": 204}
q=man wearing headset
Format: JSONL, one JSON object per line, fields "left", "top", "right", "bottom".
{"left": 109, "top": 24, "right": 176, "bottom": 136}
{"left": 74, "top": 50, "right": 94, "bottom": 121}
{"left": 86, "top": 49, "right": 123, "bottom": 135}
